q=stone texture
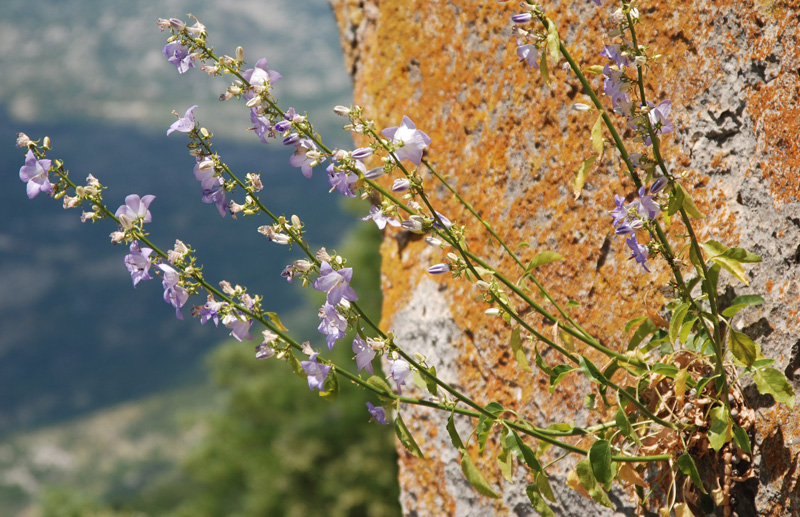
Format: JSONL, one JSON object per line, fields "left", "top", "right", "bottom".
{"left": 330, "top": 0, "right": 800, "bottom": 515}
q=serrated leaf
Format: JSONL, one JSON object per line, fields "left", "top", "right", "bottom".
{"left": 592, "top": 115, "right": 604, "bottom": 157}
{"left": 539, "top": 50, "right": 549, "bottom": 86}
{"left": 588, "top": 440, "right": 615, "bottom": 488}
{"left": 709, "top": 405, "right": 733, "bottom": 451}
{"left": 265, "top": 311, "right": 289, "bottom": 331}
{"left": 366, "top": 375, "right": 395, "bottom": 403}
{"left": 677, "top": 453, "right": 706, "bottom": 493}
{"left": 573, "top": 154, "right": 597, "bottom": 199}
{"left": 728, "top": 329, "right": 758, "bottom": 368}
{"left": 395, "top": 412, "right": 424, "bottom": 458}
{"left": 575, "top": 459, "right": 614, "bottom": 508}
{"left": 669, "top": 303, "right": 690, "bottom": 345}
{"left": 733, "top": 424, "right": 752, "bottom": 454}
{"left": 510, "top": 326, "right": 532, "bottom": 372}
{"left": 754, "top": 367, "right": 796, "bottom": 408}
{"left": 526, "top": 484, "right": 557, "bottom": 517}
{"left": 460, "top": 449, "right": 499, "bottom": 498}
{"left": 527, "top": 251, "right": 564, "bottom": 270}
{"left": 319, "top": 370, "right": 339, "bottom": 401}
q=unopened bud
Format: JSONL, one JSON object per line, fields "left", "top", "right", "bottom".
{"left": 571, "top": 103, "right": 591, "bottom": 112}
{"left": 485, "top": 308, "right": 500, "bottom": 316}
{"left": 200, "top": 127, "right": 210, "bottom": 138}
{"left": 235, "top": 46, "right": 244, "bottom": 62}
{"left": 291, "top": 215, "right": 301, "bottom": 227}
{"left": 293, "top": 259, "right": 312, "bottom": 272}
{"left": 169, "top": 18, "right": 185, "bottom": 31}
{"left": 333, "top": 105, "right": 351, "bottom": 116}
{"left": 43, "top": 136, "right": 51, "bottom": 148}
{"left": 475, "top": 280, "right": 491, "bottom": 291}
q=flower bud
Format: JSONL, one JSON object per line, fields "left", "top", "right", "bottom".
{"left": 424, "top": 236, "right": 443, "bottom": 247}
{"left": 475, "top": 280, "right": 491, "bottom": 291}
{"left": 364, "top": 167, "right": 385, "bottom": 179}
{"left": 351, "top": 147, "right": 373, "bottom": 160}
{"left": 43, "top": 136, "right": 51, "bottom": 148}
{"left": 118, "top": 213, "right": 134, "bottom": 230}
{"left": 428, "top": 263, "right": 450, "bottom": 275}
{"left": 235, "top": 46, "right": 244, "bottom": 62}
{"left": 401, "top": 218, "right": 423, "bottom": 233}
{"left": 255, "top": 343, "right": 275, "bottom": 360}
{"left": 293, "top": 259, "right": 312, "bottom": 272}
{"left": 511, "top": 13, "right": 532, "bottom": 23}
{"left": 333, "top": 105, "right": 351, "bottom": 116}
{"left": 282, "top": 133, "right": 300, "bottom": 146}
{"left": 571, "top": 103, "right": 591, "bottom": 112}
{"left": 485, "top": 308, "right": 500, "bottom": 316}
{"left": 169, "top": 18, "right": 185, "bottom": 31}
{"left": 291, "top": 214, "right": 302, "bottom": 227}
{"left": 392, "top": 178, "right": 411, "bottom": 192}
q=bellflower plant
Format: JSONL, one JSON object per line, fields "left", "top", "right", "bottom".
{"left": 15, "top": 4, "right": 794, "bottom": 515}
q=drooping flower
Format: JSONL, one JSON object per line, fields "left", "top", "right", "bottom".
{"left": 250, "top": 109, "right": 275, "bottom": 144}
{"left": 301, "top": 353, "right": 331, "bottom": 392}
{"left": 162, "top": 41, "right": 195, "bottom": 74}
{"left": 516, "top": 43, "right": 540, "bottom": 69}
{"left": 644, "top": 100, "right": 673, "bottom": 146}
{"left": 318, "top": 302, "right": 348, "bottom": 350}
{"left": 313, "top": 261, "right": 358, "bottom": 305}
{"left": 201, "top": 184, "right": 228, "bottom": 217}
{"left": 115, "top": 194, "right": 156, "bottom": 229}
{"left": 327, "top": 163, "right": 358, "bottom": 198}
{"left": 626, "top": 235, "right": 650, "bottom": 272}
{"left": 382, "top": 116, "right": 431, "bottom": 165}
{"left": 289, "top": 138, "right": 324, "bottom": 178}
{"left": 352, "top": 336, "right": 376, "bottom": 374}
{"left": 123, "top": 241, "right": 154, "bottom": 287}
{"left": 156, "top": 264, "right": 189, "bottom": 319}
{"left": 167, "top": 105, "right": 199, "bottom": 136}
{"left": 637, "top": 185, "right": 660, "bottom": 220}
{"left": 222, "top": 311, "right": 254, "bottom": 341}
{"left": 196, "top": 297, "right": 224, "bottom": 326}
{"left": 19, "top": 149, "right": 53, "bottom": 199}
{"left": 389, "top": 357, "right": 412, "bottom": 394}
{"left": 366, "top": 402, "right": 390, "bottom": 425}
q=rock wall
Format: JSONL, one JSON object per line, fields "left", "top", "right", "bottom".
{"left": 330, "top": 0, "right": 800, "bottom": 515}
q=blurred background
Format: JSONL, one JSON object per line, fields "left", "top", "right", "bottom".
{"left": 1, "top": 0, "right": 400, "bottom": 515}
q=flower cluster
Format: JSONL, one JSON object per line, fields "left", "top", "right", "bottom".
{"left": 609, "top": 178, "right": 667, "bottom": 272}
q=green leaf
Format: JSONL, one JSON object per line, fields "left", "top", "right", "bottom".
{"left": 447, "top": 412, "right": 465, "bottom": 450}
{"left": 573, "top": 154, "right": 597, "bottom": 199}
{"left": 677, "top": 453, "right": 706, "bottom": 493}
{"left": 286, "top": 352, "right": 306, "bottom": 380}
{"left": 460, "top": 449, "right": 499, "bottom": 498}
{"left": 575, "top": 459, "right": 614, "bottom": 508}
{"left": 588, "top": 440, "right": 615, "bottom": 488}
{"left": 497, "top": 443, "right": 514, "bottom": 482}
{"left": 537, "top": 471, "right": 556, "bottom": 502}
{"left": 722, "top": 247, "right": 762, "bottom": 263}
{"left": 615, "top": 407, "right": 640, "bottom": 445}
{"left": 527, "top": 251, "right": 564, "bottom": 270}
{"left": 699, "top": 240, "right": 750, "bottom": 285}
{"left": 319, "top": 370, "right": 339, "bottom": 401}
{"left": 366, "top": 375, "right": 395, "bottom": 403}
{"left": 394, "top": 412, "right": 424, "bottom": 459}
{"left": 667, "top": 182, "right": 685, "bottom": 216}
{"left": 578, "top": 355, "right": 606, "bottom": 384}
{"left": 476, "top": 402, "right": 504, "bottom": 454}
{"left": 722, "top": 295, "right": 766, "bottom": 318}
{"left": 546, "top": 20, "right": 560, "bottom": 64}
{"left": 510, "top": 326, "right": 532, "bottom": 372}
{"left": 733, "top": 424, "right": 752, "bottom": 455}
{"left": 628, "top": 318, "right": 657, "bottom": 350}
{"left": 676, "top": 183, "right": 705, "bottom": 219}
{"left": 591, "top": 115, "right": 604, "bottom": 156}
{"left": 689, "top": 244, "right": 706, "bottom": 280}
{"left": 512, "top": 430, "right": 543, "bottom": 473}
{"left": 624, "top": 316, "right": 648, "bottom": 333}
{"left": 754, "top": 367, "right": 796, "bottom": 408}
{"left": 708, "top": 405, "right": 733, "bottom": 451}
{"left": 526, "top": 484, "right": 557, "bottom": 517}
{"left": 728, "top": 329, "right": 758, "bottom": 368}
{"left": 539, "top": 50, "right": 549, "bottom": 86}
{"left": 265, "top": 311, "right": 289, "bottom": 331}
{"left": 651, "top": 363, "right": 679, "bottom": 377}
{"left": 669, "top": 303, "right": 690, "bottom": 345}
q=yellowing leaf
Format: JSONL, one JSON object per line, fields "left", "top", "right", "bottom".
{"left": 573, "top": 155, "right": 597, "bottom": 199}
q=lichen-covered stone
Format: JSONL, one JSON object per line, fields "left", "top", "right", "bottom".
{"left": 330, "top": 0, "right": 799, "bottom": 514}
